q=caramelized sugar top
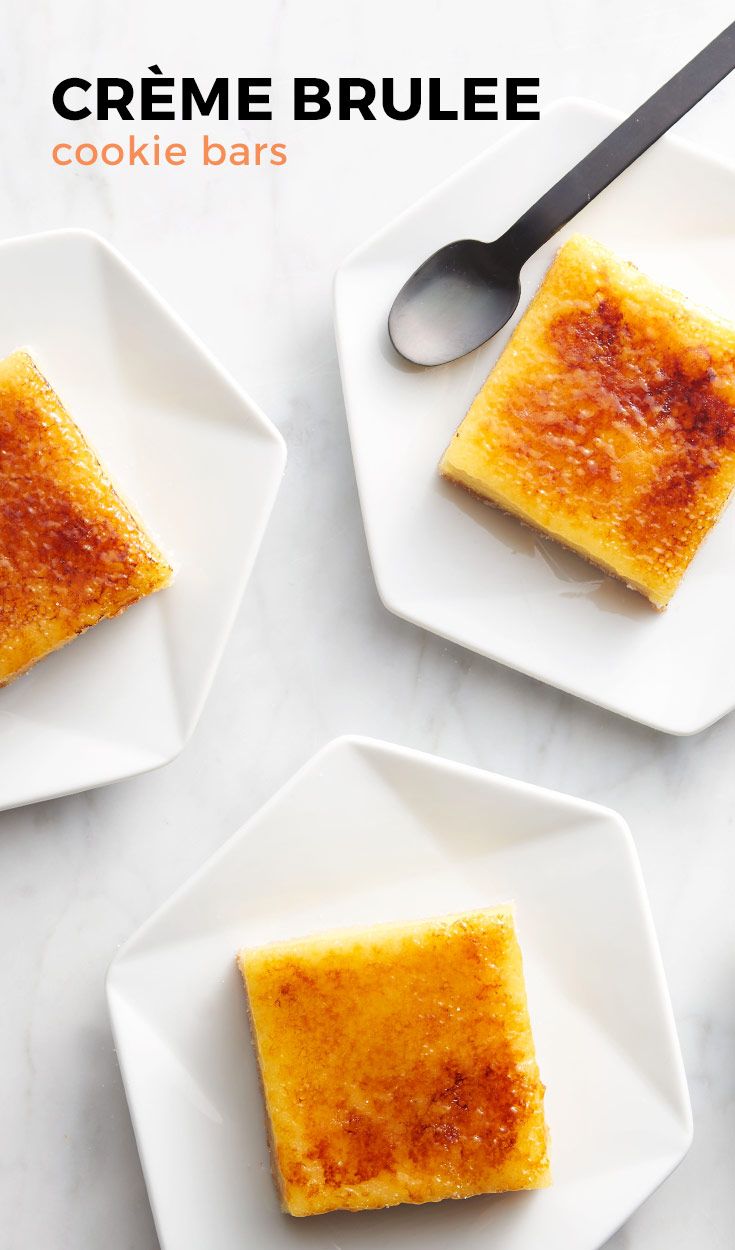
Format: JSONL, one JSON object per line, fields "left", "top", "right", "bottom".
{"left": 502, "top": 285, "right": 735, "bottom": 568}
{"left": 0, "top": 355, "right": 169, "bottom": 675}
{"left": 0, "top": 403, "right": 137, "bottom": 610}
{"left": 245, "top": 913, "right": 547, "bottom": 1206}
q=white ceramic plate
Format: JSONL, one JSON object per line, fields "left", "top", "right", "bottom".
{"left": 335, "top": 99, "right": 735, "bottom": 734}
{"left": 0, "top": 229, "right": 285, "bottom": 809}
{"left": 108, "top": 734, "right": 691, "bottom": 1250}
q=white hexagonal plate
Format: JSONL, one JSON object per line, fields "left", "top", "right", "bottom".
{"left": 0, "top": 229, "right": 285, "bottom": 808}
{"left": 108, "top": 735, "right": 691, "bottom": 1250}
{"left": 335, "top": 99, "right": 735, "bottom": 733}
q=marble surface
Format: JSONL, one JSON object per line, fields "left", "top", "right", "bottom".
{"left": 1, "top": 2, "right": 734, "bottom": 1247}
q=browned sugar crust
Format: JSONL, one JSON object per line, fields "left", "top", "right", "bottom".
{"left": 0, "top": 350, "right": 172, "bottom": 684}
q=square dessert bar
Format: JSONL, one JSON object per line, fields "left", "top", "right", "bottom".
{"left": 239, "top": 906, "right": 550, "bottom": 1216}
{"left": 441, "top": 235, "right": 735, "bottom": 608}
{"left": 0, "top": 350, "right": 172, "bottom": 685}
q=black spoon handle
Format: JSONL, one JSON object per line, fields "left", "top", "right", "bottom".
{"left": 499, "top": 20, "right": 735, "bottom": 266}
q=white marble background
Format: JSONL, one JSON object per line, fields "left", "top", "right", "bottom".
{"left": 1, "top": 1, "right": 734, "bottom": 1246}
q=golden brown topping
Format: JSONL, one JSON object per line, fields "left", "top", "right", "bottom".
{"left": 240, "top": 909, "right": 549, "bottom": 1215}
{"left": 441, "top": 236, "right": 735, "bottom": 607}
{"left": 540, "top": 291, "right": 735, "bottom": 559}
{"left": 0, "top": 351, "right": 171, "bottom": 684}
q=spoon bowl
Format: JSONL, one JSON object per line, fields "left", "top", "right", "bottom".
{"left": 388, "top": 240, "right": 521, "bottom": 367}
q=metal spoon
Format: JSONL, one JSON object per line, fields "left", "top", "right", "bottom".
{"left": 388, "top": 21, "right": 735, "bottom": 367}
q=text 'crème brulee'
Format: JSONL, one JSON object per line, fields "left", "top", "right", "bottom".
{"left": 238, "top": 906, "right": 550, "bottom": 1217}
{"left": 440, "top": 234, "right": 735, "bottom": 609}
{"left": 0, "top": 350, "right": 172, "bottom": 685}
